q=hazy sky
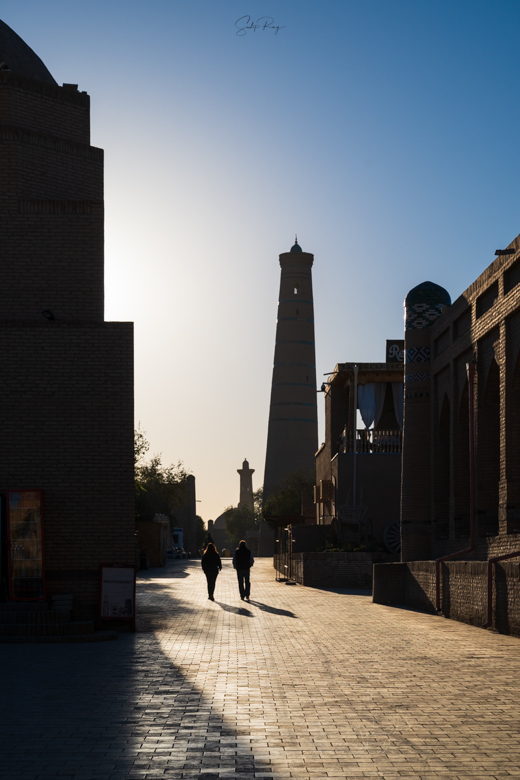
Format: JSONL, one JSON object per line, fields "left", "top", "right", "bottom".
{"left": 5, "top": 1, "right": 520, "bottom": 522}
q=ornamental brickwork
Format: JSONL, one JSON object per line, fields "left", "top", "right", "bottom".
{"left": 400, "top": 233, "right": 520, "bottom": 563}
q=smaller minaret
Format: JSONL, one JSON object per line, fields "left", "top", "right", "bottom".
{"left": 237, "top": 458, "right": 255, "bottom": 511}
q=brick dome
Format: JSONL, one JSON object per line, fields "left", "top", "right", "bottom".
{"left": 0, "top": 19, "right": 56, "bottom": 84}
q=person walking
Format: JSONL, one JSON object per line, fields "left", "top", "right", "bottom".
{"left": 201, "top": 542, "right": 222, "bottom": 601}
{"left": 233, "top": 540, "right": 254, "bottom": 601}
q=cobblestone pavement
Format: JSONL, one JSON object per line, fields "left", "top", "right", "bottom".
{"left": 1, "top": 558, "right": 520, "bottom": 779}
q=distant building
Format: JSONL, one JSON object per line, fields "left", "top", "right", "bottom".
{"left": 260, "top": 239, "right": 318, "bottom": 554}
{"left": 237, "top": 459, "right": 254, "bottom": 511}
{"left": 315, "top": 356, "right": 404, "bottom": 551}
{"left": 0, "top": 20, "right": 134, "bottom": 620}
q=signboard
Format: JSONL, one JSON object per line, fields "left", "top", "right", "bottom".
{"left": 386, "top": 339, "right": 404, "bottom": 363}
{"left": 99, "top": 563, "right": 136, "bottom": 630}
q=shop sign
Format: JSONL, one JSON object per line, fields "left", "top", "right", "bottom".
{"left": 99, "top": 563, "right": 136, "bottom": 629}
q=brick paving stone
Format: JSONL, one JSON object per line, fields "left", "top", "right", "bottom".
{"left": 0, "top": 558, "right": 520, "bottom": 778}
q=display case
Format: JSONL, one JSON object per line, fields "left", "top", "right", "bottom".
{"left": 7, "top": 490, "right": 45, "bottom": 601}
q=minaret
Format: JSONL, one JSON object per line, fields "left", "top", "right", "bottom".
{"left": 259, "top": 238, "right": 318, "bottom": 554}
{"left": 237, "top": 458, "right": 255, "bottom": 511}
{"left": 401, "top": 281, "right": 451, "bottom": 561}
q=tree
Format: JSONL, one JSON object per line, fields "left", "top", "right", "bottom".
{"left": 134, "top": 426, "right": 190, "bottom": 522}
{"left": 262, "top": 468, "right": 315, "bottom": 517}
{"left": 223, "top": 488, "right": 263, "bottom": 548}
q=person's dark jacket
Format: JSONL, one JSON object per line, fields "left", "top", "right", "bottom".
{"left": 233, "top": 546, "right": 254, "bottom": 570}
{"left": 201, "top": 550, "right": 222, "bottom": 574}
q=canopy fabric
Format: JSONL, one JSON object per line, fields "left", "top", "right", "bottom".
{"left": 357, "top": 382, "right": 387, "bottom": 429}
{"left": 392, "top": 382, "right": 404, "bottom": 430}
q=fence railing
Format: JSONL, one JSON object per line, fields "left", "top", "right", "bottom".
{"left": 342, "top": 429, "right": 402, "bottom": 454}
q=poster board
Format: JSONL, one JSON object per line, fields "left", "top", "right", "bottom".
{"left": 99, "top": 563, "right": 136, "bottom": 630}
{"left": 7, "top": 489, "right": 45, "bottom": 601}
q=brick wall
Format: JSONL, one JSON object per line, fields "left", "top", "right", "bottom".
{"left": 0, "top": 74, "right": 103, "bottom": 323}
{"left": 374, "top": 560, "right": 520, "bottom": 636}
{"left": 402, "top": 231, "right": 520, "bottom": 562}
{"left": 0, "top": 322, "right": 134, "bottom": 620}
{"left": 275, "top": 551, "right": 398, "bottom": 588}
{"left": 136, "top": 520, "right": 169, "bottom": 568}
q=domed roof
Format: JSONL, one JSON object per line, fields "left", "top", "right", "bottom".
{"left": 404, "top": 281, "right": 451, "bottom": 331}
{"left": 290, "top": 238, "right": 302, "bottom": 252}
{"left": 0, "top": 20, "right": 57, "bottom": 85}
{"left": 242, "top": 458, "right": 249, "bottom": 469}
{"left": 405, "top": 281, "right": 451, "bottom": 308}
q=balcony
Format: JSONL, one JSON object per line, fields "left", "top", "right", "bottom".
{"left": 342, "top": 429, "right": 402, "bottom": 454}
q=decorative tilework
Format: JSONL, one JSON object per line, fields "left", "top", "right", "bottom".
{"left": 404, "top": 281, "right": 451, "bottom": 330}
{"left": 405, "top": 373, "right": 430, "bottom": 383}
{"left": 406, "top": 302, "right": 448, "bottom": 330}
{"left": 405, "top": 347, "right": 430, "bottom": 363}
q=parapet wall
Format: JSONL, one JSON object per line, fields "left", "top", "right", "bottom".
{"left": 373, "top": 560, "right": 520, "bottom": 636}
{"left": 275, "top": 551, "right": 398, "bottom": 589}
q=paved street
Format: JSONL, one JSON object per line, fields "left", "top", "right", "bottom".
{"left": 1, "top": 558, "right": 520, "bottom": 779}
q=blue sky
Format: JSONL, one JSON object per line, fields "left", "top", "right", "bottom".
{"left": 4, "top": 0, "right": 520, "bottom": 521}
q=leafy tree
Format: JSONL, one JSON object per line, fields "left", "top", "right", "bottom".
{"left": 223, "top": 488, "right": 263, "bottom": 548}
{"left": 134, "top": 426, "right": 190, "bottom": 522}
{"left": 262, "top": 468, "right": 315, "bottom": 517}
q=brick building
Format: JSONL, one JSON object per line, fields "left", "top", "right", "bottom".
{"left": 315, "top": 356, "right": 404, "bottom": 551}
{"left": 399, "top": 233, "right": 520, "bottom": 562}
{"left": 373, "top": 232, "right": 520, "bottom": 635}
{"left": 0, "top": 20, "right": 134, "bottom": 620}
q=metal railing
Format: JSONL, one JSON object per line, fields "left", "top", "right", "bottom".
{"left": 342, "top": 429, "right": 402, "bottom": 454}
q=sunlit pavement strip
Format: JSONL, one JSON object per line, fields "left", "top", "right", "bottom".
{"left": 1, "top": 559, "right": 520, "bottom": 779}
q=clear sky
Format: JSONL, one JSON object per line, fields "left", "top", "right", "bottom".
{"left": 4, "top": 1, "right": 520, "bottom": 522}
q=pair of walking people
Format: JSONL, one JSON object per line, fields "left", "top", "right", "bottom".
{"left": 201, "top": 540, "right": 254, "bottom": 601}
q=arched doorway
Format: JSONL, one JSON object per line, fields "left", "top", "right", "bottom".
{"left": 454, "top": 381, "right": 470, "bottom": 539}
{"left": 477, "top": 358, "right": 500, "bottom": 537}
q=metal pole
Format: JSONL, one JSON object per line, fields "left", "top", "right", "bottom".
{"left": 353, "top": 365, "right": 358, "bottom": 507}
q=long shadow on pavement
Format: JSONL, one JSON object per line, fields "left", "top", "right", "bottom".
{"left": 0, "top": 559, "right": 286, "bottom": 780}
{"left": 248, "top": 600, "right": 297, "bottom": 618}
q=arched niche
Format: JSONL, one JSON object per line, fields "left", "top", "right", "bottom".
{"left": 454, "top": 380, "right": 470, "bottom": 539}
{"left": 477, "top": 357, "right": 500, "bottom": 537}
{"left": 434, "top": 393, "right": 450, "bottom": 539}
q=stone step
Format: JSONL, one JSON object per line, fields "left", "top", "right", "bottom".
{"left": 0, "top": 620, "right": 93, "bottom": 637}
{"left": 0, "top": 630, "right": 118, "bottom": 644}
{"left": 0, "top": 610, "right": 71, "bottom": 624}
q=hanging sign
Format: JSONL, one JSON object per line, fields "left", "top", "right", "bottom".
{"left": 99, "top": 563, "right": 136, "bottom": 630}
{"left": 386, "top": 340, "right": 404, "bottom": 362}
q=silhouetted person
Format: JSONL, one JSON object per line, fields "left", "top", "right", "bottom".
{"left": 201, "top": 542, "right": 221, "bottom": 601}
{"left": 233, "top": 540, "right": 254, "bottom": 601}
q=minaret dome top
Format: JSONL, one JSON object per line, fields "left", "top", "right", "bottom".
{"left": 290, "top": 235, "right": 302, "bottom": 253}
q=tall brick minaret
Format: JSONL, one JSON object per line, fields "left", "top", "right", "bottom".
{"left": 259, "top": 239, "right": 318, "bottom": 554}
{"left": 237, "top": 459, "right": 254, "bottom": 511}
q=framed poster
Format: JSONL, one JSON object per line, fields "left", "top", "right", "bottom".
{"left": 99, "top": 563, "right": 136, "bottom": 630}
{"left": 7, "top": 489, "right": 45, "bottom": 601}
